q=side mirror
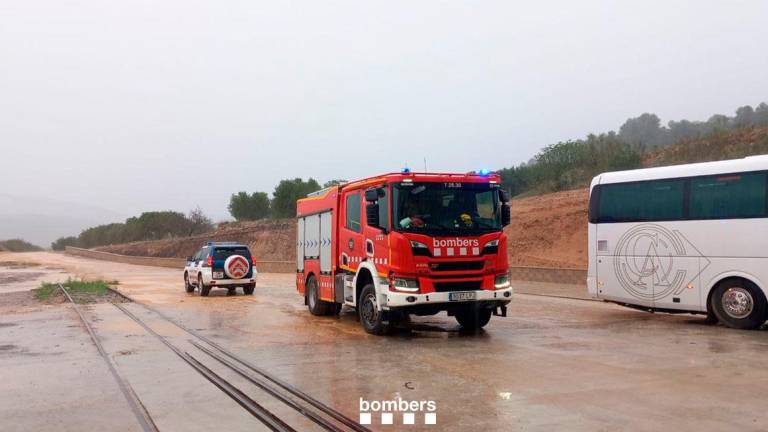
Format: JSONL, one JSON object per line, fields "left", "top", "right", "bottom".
{"left": 501, "top": 203, "right": 511, "bottom": 227}
{"left": 365, "top": 188, "right": 380, "bottom": 202}
{"left": 366, "top": 202, "right": 380, "bottom": 228}
{"left": 499, "top": 189, "right": 510, "bottom": 203}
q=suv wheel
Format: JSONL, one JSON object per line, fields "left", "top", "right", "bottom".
{"left": 199, "top": 275, "right": 211, "bottom": 297}
{"left": 455, "top": 306, "right": 493, "bottom": 331}
{"left": 243, "top": 284, "right": 255, "bottom": 295}
{"left": 359, "top": 284, "right": 390, "bottom": 335}
{"left": 184, "top": 273, "right": 194, "bottom": 293}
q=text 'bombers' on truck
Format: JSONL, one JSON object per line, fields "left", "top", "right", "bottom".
{"left": 295, "top": 170, "right": 513, "bottom": 335}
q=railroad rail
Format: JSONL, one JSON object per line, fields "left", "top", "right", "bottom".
{"left": 58, "top": 284, "right": 159, "bottom": 432}
{"left": 103, "top": 286, "right": 369, "bottom": 432}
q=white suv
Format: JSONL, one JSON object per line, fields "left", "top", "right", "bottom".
{"left": 184, "top": 242, "right": 257, "bottom": 296}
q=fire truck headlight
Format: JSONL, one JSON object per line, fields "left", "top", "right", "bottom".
{"left": 410, "top": 241, "right": 430, "bottom": 257}
{"left": 483, "top": 239, "right": 500, "bottom": 255}
{"left": 494, "top": 272, "right": 511, "bottom": 289}
{"left": 391, "top": 277, "right": 420, "bottom": 292}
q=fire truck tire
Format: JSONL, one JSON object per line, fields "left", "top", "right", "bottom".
{"left": 243, "top": 284, "right": 255, "bottom": 295}
{"left": 307, "top": 276, "right": 331, "bottom": 316}
{"left": 359, "top": 284, "right": 390, "bottom": 335}
{"left": 455, "top": 307, "right": 492, "bottom": 331}
{"left": 199, "top": 275, "right": 211, "bottom": 297}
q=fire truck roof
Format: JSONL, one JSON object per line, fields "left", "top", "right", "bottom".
{"left": 339, "top": 171, "right": 500, "bottom": 191}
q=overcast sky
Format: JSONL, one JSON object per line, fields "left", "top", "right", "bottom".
{"left": 2, "top": 0, "right": 768, "bottom": 230}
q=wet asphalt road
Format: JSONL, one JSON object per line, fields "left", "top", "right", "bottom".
{"left": 2, "top": 252, "right": 768, "bottom": 431}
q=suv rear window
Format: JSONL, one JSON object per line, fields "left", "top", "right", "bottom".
{"left": 213, "top": 247, "right": 250, "bottom": 260}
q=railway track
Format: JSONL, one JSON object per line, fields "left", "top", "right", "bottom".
{"left": 62, "top": 284, "right": 369, "bottom": 432}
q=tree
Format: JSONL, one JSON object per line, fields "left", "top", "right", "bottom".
{"left": 228, "top": 192, "right": 270, "bottom": 221}
{"left": 755, "top": 103, "right": 768, "bottom": 126}
{"left": 271, "top": 178, "right": 321, "bottom": 218}
{"left": 619, "top": 113, "right": 668, "bottom": 148}
{"left": 323, "top": 179, "right": 347, "bottom": 188}
{"left": 187, "top": 206, "right": 214, "bottom": 235}
{"left": 734, "top": 105, "right": 755, "bottom": 127}
{"left": 51, "top": 236, "right": 80, "bottom": 251}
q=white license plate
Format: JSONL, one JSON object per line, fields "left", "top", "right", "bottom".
{"left": 213, "top": 271, "right": 224, "bottom": 279}
{"left": 449, "top": 291, "right": 477, "bottom": 301}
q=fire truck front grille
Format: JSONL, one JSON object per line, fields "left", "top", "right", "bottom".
{"left": 433, "top": 281, "right": 482, "bottom": 292}
{"left": 430, "top": 261, "right": 484, "bottom": 272}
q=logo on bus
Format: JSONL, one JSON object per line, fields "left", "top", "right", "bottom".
{"left": 614, "top": 224, "right": 709, "bottom": 301}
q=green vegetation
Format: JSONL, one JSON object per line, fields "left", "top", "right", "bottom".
{"left": 227, "top": 177, "right": 321, "bottom": 221}
{"left": 52, "top": 208, "right": 213, "bottom": 250}
{"left": 499, "top": 101, "right": 768, "bottom": 197}
{"left": 33, "top": 279, "right": 115, "bottom": 303}
{"left": 33, "top": 282, "right": 59, "bottom": 300}
{"left": 271, "top": 178, "right": 321, "bottom": 218}
{"left": 228, "top": 191, "right": 271, "bottom": 221}
{"left": 0, "top": 239, "right": 43, "bottom": 252}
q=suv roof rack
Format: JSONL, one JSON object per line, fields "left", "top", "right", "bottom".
{"left": 205, "top": 241, "right": 243, "bottom": 246}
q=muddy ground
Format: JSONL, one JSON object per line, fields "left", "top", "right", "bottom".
{"left": 2, "top": 251, "right": 768, "bottom": 431}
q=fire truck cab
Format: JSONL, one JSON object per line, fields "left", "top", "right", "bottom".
{"left": 296, "top": 171, "right": 513, "bottom": 335}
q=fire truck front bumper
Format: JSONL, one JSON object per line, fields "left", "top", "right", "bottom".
{"left": 382, "top": 286, "right": 513, "bottom": 310}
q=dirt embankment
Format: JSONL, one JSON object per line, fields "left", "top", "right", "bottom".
{"left": 95, "top": 219, "right": 296, "bottom": 262}
{"left": 506, "top": 189, "right": 587, "bottom": 268}
{"left": 96, "top": 190, "right": 590, "bottom": 269}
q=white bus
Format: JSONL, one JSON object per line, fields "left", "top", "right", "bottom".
{"left": 587, "top": 155, "right": 768, "bottom": 329}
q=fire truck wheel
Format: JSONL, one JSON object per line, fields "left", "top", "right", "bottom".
{"left": 359, "top": 284, "right": 390, "bottom": 335}
{"left": 307, "top": 276, "right": 331, "bottom": 316}
{"left": 199, "top": 275, "right": 211, "bottom": 297}
{"left": 455, "top": 307, "right": 492, "bottom": 331}
{"left": 184, "top": 273, "right": 194, "bottom": 293}
{"left": 243, "top": 284, "right": 255, "bottom": 295}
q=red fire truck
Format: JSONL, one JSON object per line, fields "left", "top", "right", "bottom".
{"left": 295, "top": 170, "right": 513, "bottom": 335}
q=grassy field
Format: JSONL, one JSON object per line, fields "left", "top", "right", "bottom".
{"left": 34, "top": 279, "right": 115, "bottom": 303}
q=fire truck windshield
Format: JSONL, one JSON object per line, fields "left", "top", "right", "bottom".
{"left": 393, "top": 182, "right": 502, "bottom": 234}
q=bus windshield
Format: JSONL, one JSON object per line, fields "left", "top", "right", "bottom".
{"left": 393, "top": 182, "right": 501, "bottom": 234}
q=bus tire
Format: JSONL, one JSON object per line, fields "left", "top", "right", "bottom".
{"left": 307, "top": 276, "right": 330, "bottom": 316}
{"left": 359, "top": 284, "right": 390, "bottom": 335}
{"left": 455, "top": 306, "right": 493, "bottom": 331}
{"left": 711, "top": 278, "right": 767, "bottom": 330}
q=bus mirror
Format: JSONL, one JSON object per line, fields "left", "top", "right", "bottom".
{"left": 365, "top": 188, "right": 379, "bottom": 202}
{"left": 366, "top": 202, "right": 380, "bottom": 228}
{"left": 499, "top": 189, "right": 510, "bottom": 203}
{"left": 501, "top": 203, "right": 511, "bottom": 227}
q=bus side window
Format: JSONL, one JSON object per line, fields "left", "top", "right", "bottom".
{"left": 689, "top": 173, "right": 767, "bottom": 219}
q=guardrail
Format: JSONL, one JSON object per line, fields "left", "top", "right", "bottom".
{"left": 64, "top": 247, "right": 295, "bottom": 273}
{"left": 64, "top": 246, "right": 586, "bottom": 282}
{"left": 510, "top": 265, "right": 587, "bottom": 286}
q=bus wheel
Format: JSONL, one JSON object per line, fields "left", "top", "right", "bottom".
{"left": 307, "top": 276, "right": 330, "bottom": 316}
{"left": 455, "top": 307, "right": 492, "bottom": 331}
{"left": 712, "top": 279, "right": 767, "bottom": 330}
{"left": 359, "top": 284, "right": 390, "bottom": 335}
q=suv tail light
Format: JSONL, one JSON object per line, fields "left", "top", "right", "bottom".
{"left": 206, "top": 256, "right": 213, "bottom": 267}
{"left": 251, "top": 255, "right": 257, "bottom": 264}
